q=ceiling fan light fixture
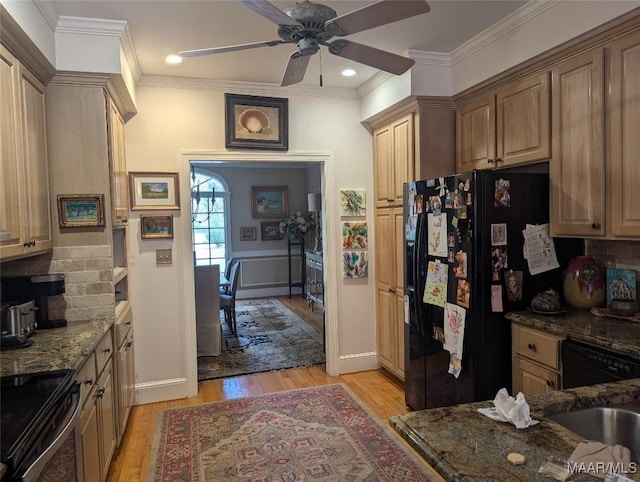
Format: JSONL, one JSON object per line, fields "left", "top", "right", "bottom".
{"left": 341, "top": 68, "right": 356, "bottom": 77}
{"left": 297, "top": 37, "right": 319, "bottom": 56}
{"left": 165, "top": 54, "right": 183, "bottom": 65}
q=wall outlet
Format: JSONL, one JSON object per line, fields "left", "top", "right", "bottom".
{"left": 156, "top": 249, "right": 172, "bottom": 265}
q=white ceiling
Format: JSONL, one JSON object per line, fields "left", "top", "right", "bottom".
{"left": 46, "top": 0, "right": 528, "bottom": 89}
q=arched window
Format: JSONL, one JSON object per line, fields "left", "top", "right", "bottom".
{"left": 190, "top": 167, "right": 230, "bottom": 268}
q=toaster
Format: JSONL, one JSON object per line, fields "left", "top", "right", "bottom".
{"left": 1, "top": 300, "right": 37, "bottom": 347}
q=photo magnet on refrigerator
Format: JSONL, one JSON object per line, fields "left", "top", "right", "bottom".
{"left": 494, "top": 179, "right": 511, "bottom": 207}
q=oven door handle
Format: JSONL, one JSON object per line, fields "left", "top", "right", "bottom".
{"left": 21, "top": 382, "right": 81, "bottom": 482}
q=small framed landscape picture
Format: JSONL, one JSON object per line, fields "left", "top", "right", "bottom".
{"left": 240, "top": 226, "right": 257, "bottom": 241}
{"left": 251, "top": 186, "right": 288, "bottom": 218}
{"left": 129, "top": 172, "right": 180, "bottom": 211}
{"left": 261, "top": 221, "right": 281, "bottom": 241}
{"left": 57, "top": 194, "right": 105, "bottom": 228}
{"left": 140, "top": 215, "right": 173, "bottom": 239}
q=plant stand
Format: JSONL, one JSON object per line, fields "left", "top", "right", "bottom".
{"left": 287, "top": 239, "right": 305, "bottom": 298}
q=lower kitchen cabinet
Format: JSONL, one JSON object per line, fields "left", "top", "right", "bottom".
{"left": 115, "top": 304, "right": 135, "bottom": 443}
{"left": 77, "top": 330, "right": 116, "bottom": 482}
{"left": 512, "top": 323, "right": 563, "bottom": 395}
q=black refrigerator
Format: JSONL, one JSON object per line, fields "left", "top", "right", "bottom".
{"left": 403, "top": 169, "right": 581, "bottom": 411}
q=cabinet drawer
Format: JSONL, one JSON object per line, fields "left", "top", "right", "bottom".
{"left": 77, "top": 352, "right": 97, "bottom": 407}
{"left": 95, "top": 331, "right": 114, "bottom": 376}
{"left": 512, "top": 324, "right": 562, "bottom": 369}
{"left": 115, "top": 304, "right": 133, "bottom": 348}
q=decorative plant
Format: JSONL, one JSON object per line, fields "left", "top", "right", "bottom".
{"left": 278, "top": 211, "right": 313, "bottom": 242}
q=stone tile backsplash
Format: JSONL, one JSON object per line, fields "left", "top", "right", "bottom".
{"left": 1, "top": 245, "right": 115, "bottom": 322}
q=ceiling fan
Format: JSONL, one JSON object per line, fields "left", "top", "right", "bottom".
{"left": 178, "top": 0, "right": 430, "bottom": 86}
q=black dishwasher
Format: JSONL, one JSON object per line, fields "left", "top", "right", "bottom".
{"left": 562, "top": 338, "right": 640, "bottom": 389}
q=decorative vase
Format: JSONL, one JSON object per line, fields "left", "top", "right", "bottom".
{"left": 563, "top": 256, "right": 606, "bottom": 310}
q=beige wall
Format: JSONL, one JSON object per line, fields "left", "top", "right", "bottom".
{"left": 124, "top": 84, "right": 376, "bottom": 401}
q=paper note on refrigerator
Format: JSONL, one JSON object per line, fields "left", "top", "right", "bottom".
{"left": 444, "top": 303, "right": 466, "bottom": 378}
{"left": 423, "top": 260, "right": 448, "bottom": 307}
{"left": 427, "top": 213, "right": 448, "bottom": 257}
{"left": 522, "top": 223, "right": 560, "bottom": 275}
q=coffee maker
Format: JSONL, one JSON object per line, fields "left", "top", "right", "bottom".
{"left": 0, "top": 274, "right": 67, "bottom": 329}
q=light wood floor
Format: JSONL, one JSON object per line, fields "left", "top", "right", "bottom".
{"left": 107, "top": 297, "right": 444, "bottom": 482}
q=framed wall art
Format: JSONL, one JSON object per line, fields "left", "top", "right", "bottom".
{"left": 129, "top": 172, "right": 180, "bottom": 211}
{"left": 240, "top": 226, "right": 257, "bottom": 241}
{"left": 251, "top": 186, "right": 288, "bottom": 218}
{"left": 261, "top": 221, "right": 281, "bottom": 241}
{"left": 57, "top": 194, "right": 105, "bottom": 228}
{"left": 225, "top": 93, "right": 288, "bottom": 151}
{"left": 140, "top": 215, "right": 174, "bottom": 239}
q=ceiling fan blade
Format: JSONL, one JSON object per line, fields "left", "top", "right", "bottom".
{"left": 281, "top": 52, "right": 311, "bottom": 86}
{"left": 328, "top": 39, "right": 414, "bottom": 75}
{"left": 237, "top": 0, "right": 301, "bottom": 26}
{"left": 179, "top": 40, "right": 287, "bottom": 57}
{"left": 325, "top": 0, "right": 430, "bottom": 37}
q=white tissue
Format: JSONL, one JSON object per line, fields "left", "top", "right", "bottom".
{"left": 477, "top": 388, "right": 540, "bottom": 429}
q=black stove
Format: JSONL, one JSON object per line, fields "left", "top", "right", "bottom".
{"left": 1, "top": 369, "right": 75, "bottom": 480}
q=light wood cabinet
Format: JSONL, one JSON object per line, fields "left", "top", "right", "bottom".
{"left": 366, "top": 97, "right": 455, "bottom": 381}
{"left": 107, "top": 97, "right": 129, "bottom": 227}
{"left": 115, "top": 303, "right": 135, "bottom": 444}
{"left": 512, "top": 323, "right": 563, "bottom": 395}
{"left": 550, "top": 49, "right": 605, "bottom": 237}
{"left": 373, "top": 114, "right": 414, "bottom": 208}
{"left": 456, "top": 72, "right": 550, "bottom": 172}
{"left": 608, "top": 30, "right": 640, "bottom": 238}
{"left": 0, "top": 44, "right": 52, "bottom": 260}
{"left": 78, "top": 330, "right": 117, "bottom": 482}
{"left": 374, "top": 207, "right": 405, "bottom": 379}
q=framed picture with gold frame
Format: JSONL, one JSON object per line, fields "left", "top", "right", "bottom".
{"left": 251, "top": 186, "right": 288, "bottom": 218}
{"left": 57, "top": 194, "right": 105, "bottom": 228}
{"left": 129, "top": 172, "right": 180, "bottom": 211}
{"left": 140, "top": 215, "right": 174, "bottom": 239}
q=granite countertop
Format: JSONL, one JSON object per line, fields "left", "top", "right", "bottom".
{"left": 0, "top": 318, "right": 113, "bottom": 377}
{"left": 506, "top": 309, "right": 640, "bottom": 358}
{"left": 391, "top": 379, "right": 640, "bottom": 482}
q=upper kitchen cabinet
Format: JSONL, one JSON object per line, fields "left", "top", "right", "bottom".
{"left": 550, "top": 49, "right": 605, "bottom": 237}
{"left": 456, "top": 72, "right": 551, "bottom": 172}
{"left": 373, "top": 114, "right": 414, "bottom": 208}
{"left": 0, "top": 44, "right": 52, "bottom": 260}
{"left": 608, "top": 30, "right": 640, "bottom": 238}
{"left": 107, "top": 97, "right": 129, "bottom": 227}
{"left": 368, "top": 96, "right": 456, "bottom": 209}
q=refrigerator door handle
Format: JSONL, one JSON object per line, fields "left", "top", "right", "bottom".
{"left": 414, "top": 214, "right": 426, "bottom": 335}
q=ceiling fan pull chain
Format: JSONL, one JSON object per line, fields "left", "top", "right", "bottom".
{"left": 319, "top": 48, "right": 323, "bottom": 87}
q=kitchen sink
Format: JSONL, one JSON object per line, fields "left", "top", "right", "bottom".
{"left": 549, "top": 403, "right": 640, "bottom": 462}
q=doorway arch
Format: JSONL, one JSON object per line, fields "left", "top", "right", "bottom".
{"left": 178, "top": 150, "right": 339, "bottom": 396}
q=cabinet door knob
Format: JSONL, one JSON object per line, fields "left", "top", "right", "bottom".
{"left": 487, "top": 158, "right": 494, "bottom": 164}
{"left": 546, "top": 379, "right": 554, "bottom": 387}
{"left": 104, "top": 347, "right": 111, "bottom": 354}
{"left": 591, "top": 222, "right": 601, "bottom": 230}
{"left": 97, "top": 387, "right": 106, "bottom": 398}
{"left": 84, "top": 378, "right": 94, "bottom": 386}
{"left": 495, "top": 157, "right": 502, "bottom": 163}
{"left": 527, "top": 343, "right": 536, "bottom": 352}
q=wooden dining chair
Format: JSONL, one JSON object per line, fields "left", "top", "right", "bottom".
{"left": 220, "top": 260, "right": 240, "bottom": 335}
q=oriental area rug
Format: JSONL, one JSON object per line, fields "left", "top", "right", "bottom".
{"left": 147, "top": 384, "right": 440, "bottom": 482}
{"left": 197, "top": 298, "right": 325, "bottom": 381}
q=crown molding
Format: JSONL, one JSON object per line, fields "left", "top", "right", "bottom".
{"left": 356, "top": 71, "right": 394, "bottom": 98}
{"left": 119, "top": 23, "right": 142, "bottom": 83}
{"left": 137, "top": 75, "right": 359, "bottom": 99}
{"left": 450, "top": 0, "right": 560, "bottom": 66}
{"left": 33, "top": 0, "right": 59, "bottom": 31}
{"left": 55, "top": 15, "right": 127, "bottom": 36}
{"left": 408, "top": 49, "right": 452, "bottom": 67}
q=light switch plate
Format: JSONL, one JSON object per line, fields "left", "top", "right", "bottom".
{"left": 156, "top": 249, "right": 172, "bottom": 265}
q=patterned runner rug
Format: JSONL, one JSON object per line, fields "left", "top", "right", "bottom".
{"left": 197, "top": 298, "right": 325, "bottom": 381}
{"left": 147, "top": 384, "right": 440, "bottom": 482}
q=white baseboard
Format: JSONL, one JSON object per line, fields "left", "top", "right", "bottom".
{"left": 133, "top": 378, "right": 188, "bottom": 405}
{"left": 338, "top": 352, "right": 378, "bottom": 374}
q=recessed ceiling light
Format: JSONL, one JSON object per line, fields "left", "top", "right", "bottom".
{"left": 341, "top": 68, "right": 356, "bottom": 77}
{"left": 165, "top": 54, "right": 183, "bottom": 65}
